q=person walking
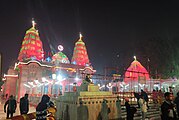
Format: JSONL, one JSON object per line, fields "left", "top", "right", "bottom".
{"left": 36, "top": 95, "right": 54, "bottom": 120}
{"left": 161, "top": 92, "right": 177, "bottom": 120}
{"left": 4, "top": 95, "right": 17, "bottom": 119}
{"left": 20, "top": 93, "right": 29, "bottom": 115}
{"left": 139, "top": 95, "right": 147, "bottom": 120}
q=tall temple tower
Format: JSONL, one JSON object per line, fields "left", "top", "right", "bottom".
{"left": 71, "top": 33, "right": 90, "bottom": 66}
{"left": 18, "top": 20, "right": 44, "bottom": 61}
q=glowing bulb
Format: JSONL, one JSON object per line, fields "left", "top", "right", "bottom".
{"left": 133, "top": 56, "right": 136, "bottom": 60}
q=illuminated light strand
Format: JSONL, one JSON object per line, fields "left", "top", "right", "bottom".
{"left": 24, "top": 84, "right": 31, "bottom": 88}
{"left": 4, "top": 74, "right": 18, "bottom": 78}
{"left": 14, "top": 60, "right": 53, "bottom": 70}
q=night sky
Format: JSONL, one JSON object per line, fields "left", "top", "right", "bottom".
{"left": 1, "top": 1, "right": 179, "bottom": 74}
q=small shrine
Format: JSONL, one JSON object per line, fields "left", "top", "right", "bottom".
{"left": 56, "top": 80, "right": 121, "bottom": 120}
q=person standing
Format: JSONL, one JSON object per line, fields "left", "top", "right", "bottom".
{"left": 139, "top": 95, "right": 147, "bottom": 120}
{"left": 36, "top": 95, "right": 54, "bottom": 120}
{"left": 4, "top": 95, "right": 17, "bottom": 119}
{"left": 20, "top": 93, "right": 29, "bottom": 115}
{"left": 134, "top": 92, "right": 140, "bottom": 108}
{"left": 125, "top": 98, "right": 136, "bottom": 120}
{"left": 141, "top": 89, "right": 149, "bottom": 109}
{"left": 161, "top": 92, "right": 177, "bottom": 120}
{"left": 152, "top": 89, "right": 158, "bottom": 104}
{"left": 158, "top": 90, "right": 163, "bottom": 105}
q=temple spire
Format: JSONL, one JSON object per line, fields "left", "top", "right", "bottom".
{"left": 18, "top": 20, "right": 44, "bottom": 61}
{"left": 71, "top": 33, "right": 90, "bottom": 66}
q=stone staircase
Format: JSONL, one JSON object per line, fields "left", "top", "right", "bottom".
{"left": 121, "top": 103, "right": 161, "bottom": 120}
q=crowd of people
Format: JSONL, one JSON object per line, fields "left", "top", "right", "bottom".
{"left": 3, "top": 94, "right": 54, "bottom": 120}
{"left": 3, "top": 89, "right": 179, "bottom": 120}
{"left": 125, "top": 89, "right": 179, "bottom": 120}
{"left": 125, "top": 90, "right": 149, "bottom": 120}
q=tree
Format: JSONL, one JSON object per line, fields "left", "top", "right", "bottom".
{"left": 136, "top": 36, "right": 179, "bottom": 79}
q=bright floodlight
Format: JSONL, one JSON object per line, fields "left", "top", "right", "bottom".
{"left": 57, "top": 75, "right": 62, "bottom": 81}
{"left": 52, "top": 74, "right": 57, "bottom": 79}
{"left": 42, "top": 77, "right": 46, "bottom": 82}
{"left": 134, "top": 56, "right": 136, "bottom": 60}
{"left": 75, "top": 77, "right": 79, "bottom": 81}
{"left": 34, "top": 80, "right": 39, "bottom": 84}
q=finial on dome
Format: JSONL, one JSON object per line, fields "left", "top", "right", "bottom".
{"left": 32, "top": 18, "right": 36, "bottom": 28}
{"left": 79, "top": 32, "right": 83, "bottom": 39}
{"left": 134, "top": 56, "right": 137, "bottom": 61}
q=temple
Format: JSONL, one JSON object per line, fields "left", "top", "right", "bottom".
{"left": 2, "top": 20, "right": 96, "bottom": 100}
{"left": 123, "top": 56, "right": 150, "bottom": 92}
{"left": 71, "top": 33, "right": 90, "bottom": 66}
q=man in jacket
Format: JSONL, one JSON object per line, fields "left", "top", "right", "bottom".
{"left": 161, "top": 92, "right": 177, "bottom": 120}
{"left": 4, "top": 95, "right": 17, "bottom": 119}
{"left": 20, "top": 93, "right": 29, "bottom": 115}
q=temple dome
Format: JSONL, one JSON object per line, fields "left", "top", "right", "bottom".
{"left": 18, "top": 20, "right": 44, "bottom": 61}
{"left": 51, "top": 52, "right": 70, "bottom": 64}
{"left": 124, "top": 58, "right": 149, "bottom": 83}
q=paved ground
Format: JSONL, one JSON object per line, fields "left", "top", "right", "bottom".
{"left": 0, "top": 98, "right": 36, "bottom": 120}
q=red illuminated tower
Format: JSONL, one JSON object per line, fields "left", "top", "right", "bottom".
{"left": 18, "top": 20, "right": 44, "bottom": 61}
{"left": 124, "top": 56, "right": 149, "bottom": 83}
{"left": 71, "top": 34, "right": 90, "bottom": 66}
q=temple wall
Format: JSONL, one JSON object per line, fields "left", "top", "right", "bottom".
{"left": 56, "top": 91, "right": 121, "bottom": 120}
{"left": 3, "top": 68, "right": 18, "bottom": 99}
